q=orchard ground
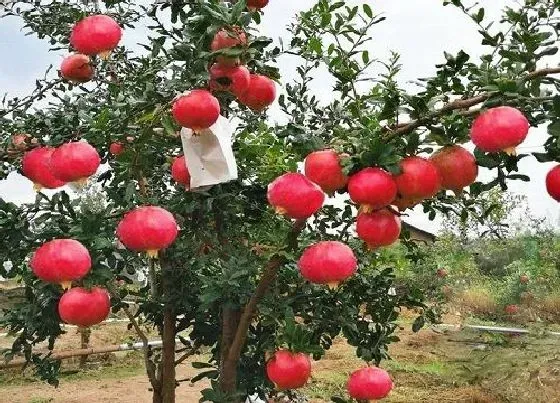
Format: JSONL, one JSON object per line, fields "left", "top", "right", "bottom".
{"left": 0, "top": 310, "right": 559, "bottom": 403}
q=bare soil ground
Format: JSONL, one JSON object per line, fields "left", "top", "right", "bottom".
{"left": 1, "top": 317, "right": 559, "bottom": 403}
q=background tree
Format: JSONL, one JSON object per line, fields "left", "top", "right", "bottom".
{"left": 1, "top": 1, "right": 560, "bottom": 402}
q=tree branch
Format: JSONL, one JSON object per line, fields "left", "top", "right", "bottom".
{"left": 225, "top": 219, "right": 306, "bottom": 364}
{"left": 383, "top": 66, "right": 560, "bottom": 137}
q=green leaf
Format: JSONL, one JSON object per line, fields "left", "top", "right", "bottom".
{"left": 363, "top": 4, "right": 373, "bottom": 19}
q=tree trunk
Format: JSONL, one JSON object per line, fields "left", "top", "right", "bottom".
{"left": 78, "top": 327, "right": 91, "bottom": 368}
{"left": 161, "top": 307, "right": 177, "bottom": 403}
{"left": 219, "top": 306, "right": 241, "bottom": 396}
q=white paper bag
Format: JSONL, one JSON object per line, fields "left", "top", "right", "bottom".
{"left": 180, "top": 115, "right": 238, "bottom": 190}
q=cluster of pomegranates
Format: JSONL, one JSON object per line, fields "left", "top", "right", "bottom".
{"left": 60, "top": 14, "right": 122, "bottom": 83}
{"left": 30, "top": 239, "right": 111, "bottom": 327}
{"left": 266, "top": 350, "right": 393, "bottom": 400}
{"left": 171, "top": 20, "right": 276, "bottom": 134}
{"left": 22, "top": 141, "right": 100, "bottom": 190}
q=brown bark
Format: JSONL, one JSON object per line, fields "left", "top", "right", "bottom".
{"left": 78, "top": 327, "right": 91, "bottom": 368}
{"left": 220, "top": 307, "right": 241, "bottom": 395}
{"left": 161, "top": 307, "right": 177, "bottom": 403}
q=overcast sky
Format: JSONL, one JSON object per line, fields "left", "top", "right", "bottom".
{"left": 1, "top": 0, "right": 558, "bottom": 233}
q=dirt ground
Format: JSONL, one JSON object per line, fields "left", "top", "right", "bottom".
{"left": 1, "top": 318, "right": 559, "bottom": 403}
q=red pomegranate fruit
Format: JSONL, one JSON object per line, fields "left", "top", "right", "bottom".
{"left": 347, "top": 367, "right": 393, "bottom": 401}
{"left": 430, "top": 145, "right": 478, "bottom": 194}
{"left": 58, "top": 287, "right": 110, "bottom": 327}
{"left": 109, "top": 142, "right": 124, "bottom": 155}
{"left": 22, "top": 147, "right": 66, "bottom": 191}
{"left": 519, "top": 274, "right": 529, "bottom": 284}
{"left": 70, "top": 14, "right": 122, "bottom": 58}
{"left": 304, "top": 150, "right": 348, "bottom": 195}
{"left": 356, "top": 209, "right": 401, "bottom": 249}
{"left": 298, "top": 241, "right": 357, "bottom": 288}
{"left": 209, "top": 64, "right": 250, "bottom": 96}
{"left": 470, "top": 106, "right": 529, "bottom": 155}
{"left": 394, "top": 156, "right": 441, "bottom": 200}
{"left": 504, "top": 304, "right": 519, "bottom": 315}
{"left": 237, "top": 74, "right": 276, "bottom": 111}
{"left": 348, "top": 167, "right": 397, "bottom": 212}
{"left": 30, "top": 239, "right": 91, "bottom": 289}
{"left": 211, "top": 26, "right": 247, "bottom": 66}
{"left": 116, "top": 206, "right": 178, "bottom": 258}
{"left": 247, "top": 0, "right": 269, "bottom": 10}
{"left": 172, "top": 90, "right": 220, "bottom": 131}
{"left": 171, "top": 155, "right": 190, "bottom": 189}
{"left": 50, "top": 141, "right": 101, "bottom": 184}
{"left": 267, "top": 172, "right": 325, "bottom": 219}
{"left": 266, "top": 350, "right": 311, "bottom": 390}
{"left": 60, "top": 54, "right": 94, "bottom": 83}
{"left": 546, "top": 165, "right": 560, "bottom": 202}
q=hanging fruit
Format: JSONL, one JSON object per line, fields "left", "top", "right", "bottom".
{"left": 172, "top": 90, "right": 221, "bottom": 132}
{"left": 394, "top": 156, "right": 441, "bottom": 200}
{"left": 22, "top": 147, "right": 66, "bottom": 191}
{"left": 116, "top": 206, "right": 178, "bottom": 258}
{"left": 237, "top": 74, "right": 276, "bottom": 111}
{"left": 60, "top": 54, "right": 94, "bottom": 83}
{"left": 429, "top": 145, "right": 478, "bottom": 195}
{"left": 50, "top": 141, "right": 101, "bottom": 185}
{"left": 267, "top": 173, "right": 325, "bottom": 219}
{"left": 348, "top": 167, "right": 397, "bottom": 212}
{"left": 266, "top": 350, "right": 311, "bottom": 390}
{"left": 356, "top": 209, "right": 401, "bottom": 249}
{"left": 30, "top": 239, "right": 92, "bottom": 289}
{"left": 304, "top": 150, "right": 348, "bottom": 195}
{"left": 70, "top": 14, "right": 122, "bottom": 58}
{"left": 298, "top": 241, "right": 357, "bottom": 288}
{"left": 171, "top": 155, "right": 190, "bottom": 189}
{"left": 58, "top": 287, "right": 111, "bottom": 327}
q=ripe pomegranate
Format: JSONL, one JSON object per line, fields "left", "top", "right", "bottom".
{"left": 504, "top": 304, "right": 519, "bottom": 315}
{"left": 70, "top": 15, "right": 122, "bottom": 58}
{"left": 347, "top": 367, "right": 393, "bottom": 401}
{"left": 109, "top": 142, "right": 124, "bottom": 155}
{"left": 430, "top": 145, "right": 478, "bottom": 194}
{"left": 470, "top": 106, "right": 529, "bottom": 154}
{"left": 356, "top": 209, "right": 401, "bottom": 249}
{"left": 171, "top": 155, "right": 190, "bottom": 189}
{"left": 60, "top": 54, "right": 94, "bottom": 83}
{"left": 116, "top": 206, "right": 178, "bottom": 258}
{"left": 546, "top": 165, "right": 560, "bottom": 202}
{"left": 58, "top": 287, "right": 110, "bottom": 327}
{"left": 304, "top": 150, "right": 348, "bottom": 195}
{"left": 22, "top": 147, "right": 66, "bottom": 191}
{"left": 247, "top": 0, "right": 269, "bottom": 10}
{"left": 519, "top": 274, "right": 529, "bottom": 284}
{"left": 267, "top": 173, "right": 325, "bottom": 219}
{"left": 172, "top": 90, "right": 220, "bottom": 131}
{"left": 50, "top": 141, "right": 100, "bottom": 184}
{"left": 30, "top": 239, "right": 91, "bottom": 289}
{"left": 394, "top": 156, "right": 441, "bottom": 200}
{"left": 266, "top": 350, "right": 311, "bottom": 390}
{"left": 298, "top": 241, "right": 357, "bottom": 288}
{"left": 348, "top": 167, "right": 397, "bottom": 211}
{"left": 237, "top": 74, "right": 276, "bottom": 111}
{"left": 211, "top": 26, "right": 247, "bottom": 66}
{"left": 209, "top": 63, "right": 250, "bottom": 96}
{"left": 436, "top": 268, "right": 448, "bottom": 278}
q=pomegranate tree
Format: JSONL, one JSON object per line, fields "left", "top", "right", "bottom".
{"left": 266, "top": 350, "right": 311, "bottom": 390}
{"left": 58, "top": 287, "right": 111, "bottom": 327}
{"left": 2, "top": 1, "right": 560, "bottom": 402}
{"left": 298, "top": 241, "right": 357, "bottom": 288}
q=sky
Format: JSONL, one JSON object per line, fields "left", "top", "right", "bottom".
{"left": 0, "top": 0, "right": 558, "bottom": 234}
